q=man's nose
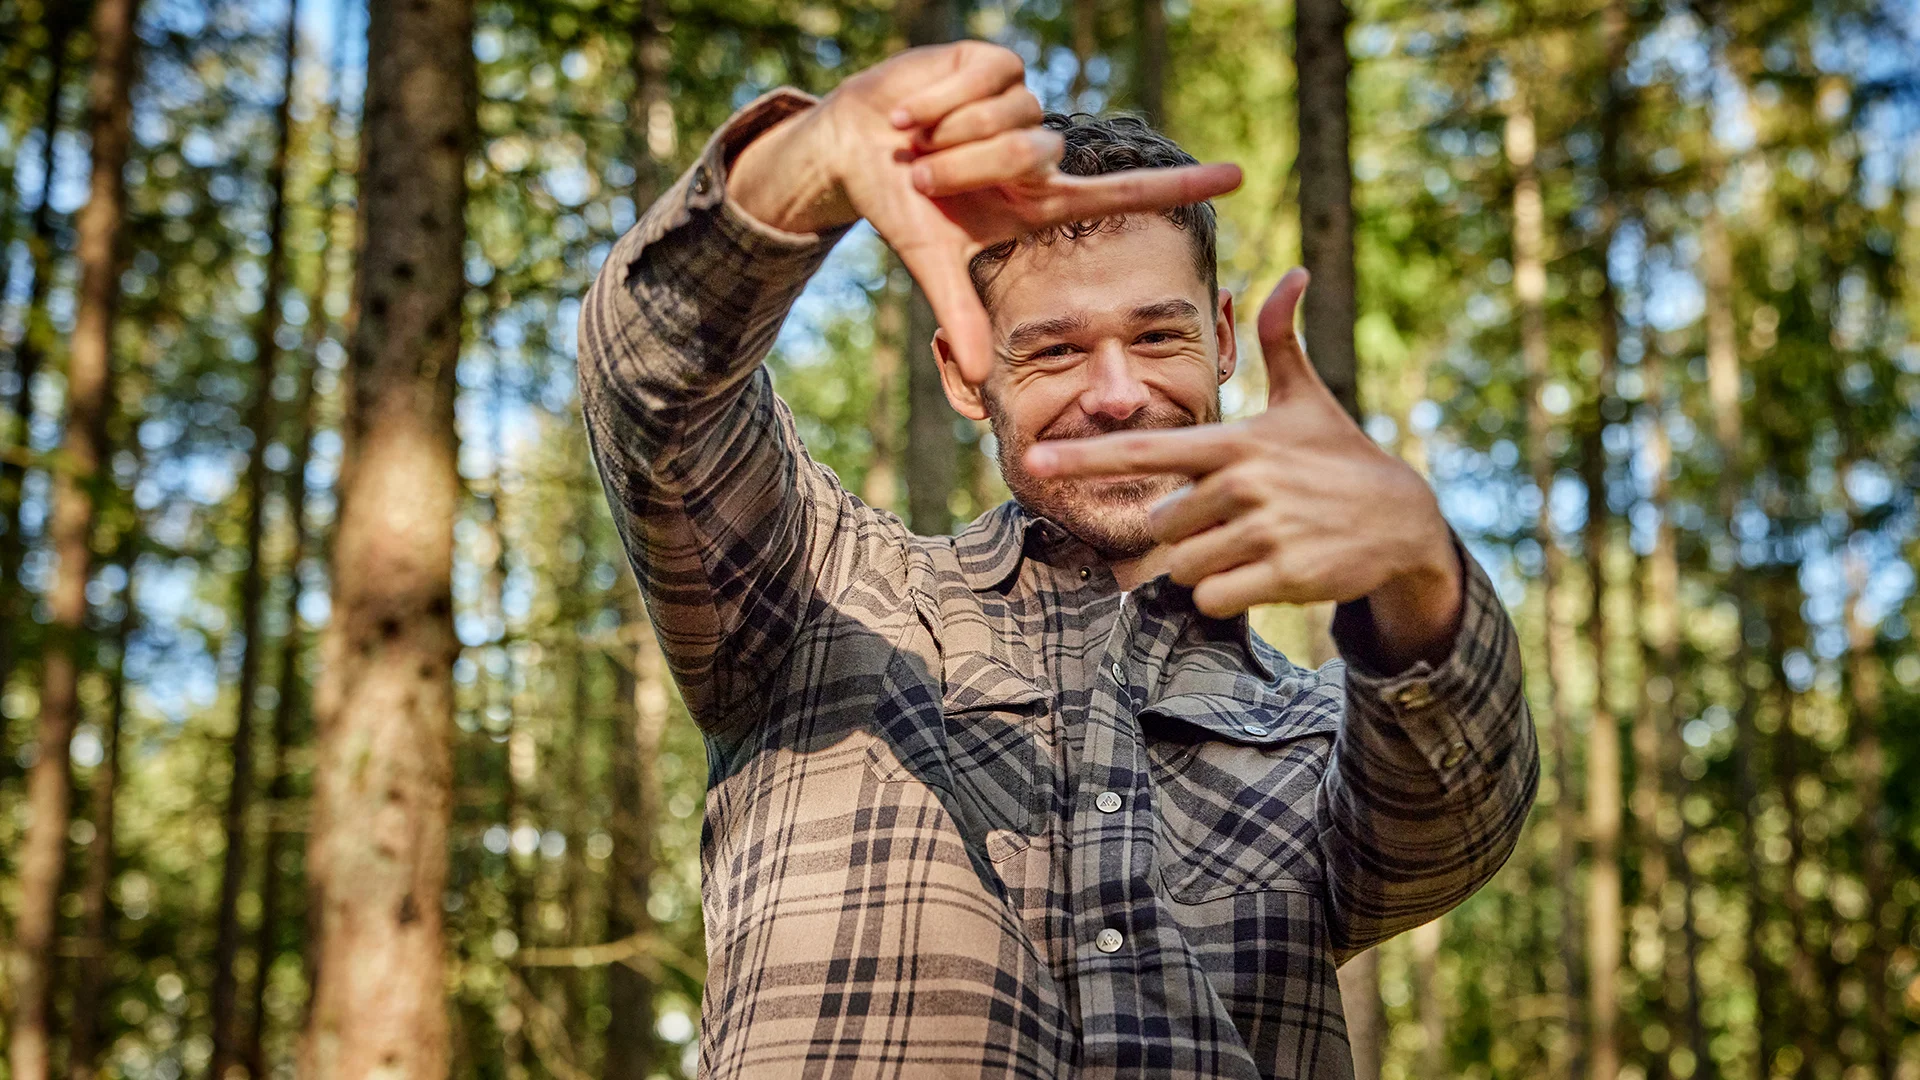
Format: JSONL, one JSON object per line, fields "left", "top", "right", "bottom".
{"left": 1078, "top": 342, "right": 1151, "bottom": 421}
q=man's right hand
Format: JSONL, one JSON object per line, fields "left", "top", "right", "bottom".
{"left": 729, "top": 41, "right": 1242, "bottom": 384}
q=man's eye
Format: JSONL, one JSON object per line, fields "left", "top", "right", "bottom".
{"left": 1137, "top": 331, "right": 1177, "bottom": 345}
{"left": 1033, "top": 343, "right": 1078, "bottom": 359}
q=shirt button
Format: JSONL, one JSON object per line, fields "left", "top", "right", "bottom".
{"left": 1095, "top": 928, "right": 1124, "bottom": 953}
{"left": 1439, "top": 742, "right": 1468, "bottom": 769}
{"left": 1110, "top": 662, "right": 1124, "bottom": 682}
{"left": 1392, "top": 684, "right": 1435, "bottom": 710}
{"left": 1095, "top": 791, "right": 1123, "bottom": 813}
{"left": 691, "top": 167, "right": 711, "bottom": 195}
{"left": 1079, "top": 566, "right": 1091, "bottom": 581}
{"left": 1243, "top": 723, "right": 1270, "bottom": 738}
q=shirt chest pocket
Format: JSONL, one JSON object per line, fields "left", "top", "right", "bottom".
{"left": 866, "top": 650, "right": 1051, "bottom": 864}
{"left": 1142, "top": 691, "right": 1338, "bottom": 904}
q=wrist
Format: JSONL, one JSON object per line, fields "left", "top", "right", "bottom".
{"left": 727, "top": 104, "right": 856, "bottom": 235}
{"left": 1365, "top": 528, "right": 1464, "bottom": 670}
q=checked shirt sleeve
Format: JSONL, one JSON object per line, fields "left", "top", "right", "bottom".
{"left": 577, "top": 89, "right": 894, "bottom": 734}
{"left": 1316, "top": 540, "right": 1539, "bottom": 960}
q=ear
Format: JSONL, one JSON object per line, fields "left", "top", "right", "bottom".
{"left": 1214, "top": 288, "right": 1238, "bottom": 385}
{"left": 932, "top": 327, "right": 990, "bottom": 421}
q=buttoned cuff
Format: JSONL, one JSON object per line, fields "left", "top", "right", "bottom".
{"left": 1331, "top": 537, "right": 1524, "bottom": 788}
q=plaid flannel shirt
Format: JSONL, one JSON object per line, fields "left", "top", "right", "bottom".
{"left": 579, "top": 90, "right": 1538, "bottom": 1080}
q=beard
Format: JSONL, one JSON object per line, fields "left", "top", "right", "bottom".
{"left": 987, "top": 393, "right": 1220, "bottom": 560}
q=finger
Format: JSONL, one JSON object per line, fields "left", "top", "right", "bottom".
{"left": 916, "top": 84, "right": 1044, "bottom": 152}
{"left": 1192, "top": 560, "right": 1284, "bottom": 619}
{"left": 1166, "top": 519, "right": 1271, "bottom": 588}
{"left": 898, "top": 243, "right": 995, "bottom": 383}
{"left": 912, "top": 128, "right": 1063, "bottom": 198}
{"left": 1148, "top": 467, "right": 1265, "bottom": 543}
{"left": 1256, "top": 267, "right": 1325, "bottom": 404}
{"left": 1026, "top": 163, "right": 1243, "bottom": 229}
{"left": 890, "top": 43, "right": 1026, "bottom": 130}
{"left": 1024, "top": 423, "right": 1247, "bottom": 479}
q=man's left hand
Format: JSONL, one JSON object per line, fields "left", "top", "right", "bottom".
{"left": 1023, "top": 268, "right": 1464, "bottom": 671}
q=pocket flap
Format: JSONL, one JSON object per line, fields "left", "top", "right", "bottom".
{"left": 1141, "top": 683, "right": 1341, "bottom": 747}
{"left": 942, "top": 653, "right": 1048, "bottom": 714}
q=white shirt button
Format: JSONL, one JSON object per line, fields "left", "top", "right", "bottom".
{"left": 1244, "top": 723, "right": 1270, "bottom": 738}
{"left": 1110, "top": 662, "right": 1124, "bottom": 682}
{"left": 1095, "top": 791, "right": 1123, "bottom": 813}
{"left": 1095, "top": 928, "right": 1124, "bottom": 953}
{"left": 1439, "top": 743, "right": 1468, "bottom": 769}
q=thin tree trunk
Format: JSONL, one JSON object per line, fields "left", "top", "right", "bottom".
{"left": 7, "top": 0, "right": 140, "bottom": 1075}
{"left": 67, "top": 539, "right": 136, "bottom": 1080}
{"left": 1070, "top": 0, "right": 1096, "bottom": 99}
{"left": 1584, "top": 8, "right": 1626, "bottom": 1076}
{"left": 606, "top": 606, "right": 667, "bottom": 1080}
{"left": 1412, "top": 917, "right": 1444, "bottom": 1076}
{"left": 863, "top": 268, "right": 905, "bottom": 512}
{"left": 211, "top": 10, "right": 301, "bottom": 1073}
{"left": 1133, "top": 0, "right": 1165, "bottom": 128}
{"left": 902, "top": 0, "right": 960, "bottom": 536}
{"left": 1702, "top": 201, "right": 1777, "bottom": 1078}
{"left": 1841, "top": 544, "right": 1894, "bottom": 1079}
{"left": 0, "top": 10, "right": 76, "bottom": 731}
{"left": 1293, "top": 0, "right": 1358, "bottom": 421}
{"left": 1505, "top": 84, "right": 1584, "bottom": 1073}
{"left": 299, "top": 0, "right": 472, "bottom": 1070}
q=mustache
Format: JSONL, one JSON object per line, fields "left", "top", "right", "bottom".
{"left": 1035, "top": 403, "right": 1199, "bottom": 443}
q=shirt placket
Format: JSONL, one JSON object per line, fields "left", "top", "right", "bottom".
{"left": 1068, "top": 584, "right": 1182, "bottom": 1068}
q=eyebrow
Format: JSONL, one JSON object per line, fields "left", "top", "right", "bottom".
{"left": 1002, "top": 299, "right": 1206, "bottom": 356}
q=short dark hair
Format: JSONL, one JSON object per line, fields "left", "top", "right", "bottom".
{"left": 967, "top": 112, "right": 1220, "bottom": 309}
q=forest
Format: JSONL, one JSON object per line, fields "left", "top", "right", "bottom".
{"left": 0, "top": 0, "right": 1917, "bottom": 1076}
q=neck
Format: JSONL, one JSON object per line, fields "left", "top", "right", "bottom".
{"left": 1107, "top": 544, "right": 1173, "bottom": 591}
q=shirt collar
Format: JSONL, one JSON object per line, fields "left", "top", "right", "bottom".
{"left": 952, "top": 500, "right": 1277, "bottom": 682}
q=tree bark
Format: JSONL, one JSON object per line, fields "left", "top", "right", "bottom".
{"left": 1505, "top": 84, "right": 1584, "bottom": 1074}
{"left": 211, "top": 9, "right": 301, "bottom": 1073}
{"left": 1293, "top": 0, "right": 1358, "bottom": 421}
{"left": 901, "top": 0, "right": 961, "bottom": 536}
{"left": 0, "top": 8, "right": 76, "bottom": 736}
{"left": 1412, "top": 917, "right": 1445, "bottom": 1076}
{"left": 67, "top": 539, "right": 135, "bottom": 1080}
{"left": 863, "top": 267, "right": 905, "bottom": 512}
{"left": 1337, "top": 948, "right": 1384, "bottom": 1080}
{"left": 7, "top": 0, "right": 140, "bottom": 1076}
{"left": 299, "top": 0, "right": 472, "bottom": 1071}
{"left": 1584, "top": 7, "right": 1626, "bottom": 1076}
{"left": 1070, "top": 0, "right": 1097, "bottom": 99}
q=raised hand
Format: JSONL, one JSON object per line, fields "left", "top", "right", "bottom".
{"left": 729, "top": 42, "right": 1242, "bottom": 383}
{"left": 1023, "top": 269, "right": 1464, "bottom": 668}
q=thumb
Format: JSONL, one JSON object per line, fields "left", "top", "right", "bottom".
{"left": 1255, "top": 267, "right": 1323, "bottom": 405}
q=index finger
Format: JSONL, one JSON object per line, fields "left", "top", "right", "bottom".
{"left": 890, "top": 43, "right": 1026, "bottom": 131}
{"left": 1024, "top": 424, "right": 1246, "bottom": 479}
{"left": 1026, "top": 163, "right": 1244, "bottom": 230}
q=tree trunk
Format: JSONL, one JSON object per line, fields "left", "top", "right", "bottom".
{"left": 1505, "top": 84, "right": 1583, "bottom": 1073}
{"left": 1337, "top": 948, "right": 1384, "bottom": 1080}
{"left": 299, "top": 0, "right": 472, "bottom": 1070}
{"left": 606, "top": 603, "right": 666, "bottom": 1080}
{"left": 6, "top": 0, "right": 140, "bottom": 1074}
{"left": 0, "top": 9, "right": 76, "bottom": 733}
{"left": 1412, "top": 917, "right": 1445, "bottom": 1076}
{"left": 211, "top": 9, "right": 301, "bottom": 1074}
{"left": 1584, "top": 7, "right": 1625, "bottom": 1076}
{"left": 902, "top": 0, "right": 960, "bottom": 536}
{"left": 1070, "top": 0, "right": 1096, "bottom": 99}
{"left": 863, "top": 267, "right": 905, "bottom": 512}
{"left": 1293, "top": 0, "right": 1358, "bottom": 421}
{"left": 1133, "top": 0, "right": 1166, "bottom": 128}
{"left": 66, "top": 539, "right": 135, "bottom": 1080}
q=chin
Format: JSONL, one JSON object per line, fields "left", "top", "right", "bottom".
{"left": 1013, "top": 475, "right": 1181, "bottom": 560}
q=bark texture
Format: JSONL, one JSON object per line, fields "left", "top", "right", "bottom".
{"left": 299, "top": 0, "right": 473, "bottom": 1071}
{"left": 901, "top": 0, "right": 961, "bottom": 536}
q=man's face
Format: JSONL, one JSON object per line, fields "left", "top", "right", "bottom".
{"left": 936, "top": 217, "right": 1236, "bottom": 558}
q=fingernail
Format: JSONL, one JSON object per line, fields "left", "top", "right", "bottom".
{"left": 911, "top": 163, "right": 932, "bottom": 194}
{"left": 1150, "top": 485, "right": 1191, "bottom": 515}
{"left": 1026, "top": 445, "right": 1056, "bottom": 471}
{"left": 890, "top": 107, "right": 913, "bottom": 128}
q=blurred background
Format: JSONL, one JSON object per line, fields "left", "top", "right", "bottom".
{"left": 1, "top": 0, "right": 1919, "bottom": 1077}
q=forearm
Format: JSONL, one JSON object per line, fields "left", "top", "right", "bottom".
{"left": 1316, "top": 545, "right": 1538, "bottom": 957}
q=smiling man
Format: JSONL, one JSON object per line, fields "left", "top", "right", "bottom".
{"left": 580, "top": 42, "right": 1536, "bottom": 1080}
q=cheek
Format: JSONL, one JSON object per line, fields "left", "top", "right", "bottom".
{"left": 1145, "top": 350, "right": 1223, "bottom": 417}
{"left": 1001, "top": 373, "right": 1085, "bottom": 440}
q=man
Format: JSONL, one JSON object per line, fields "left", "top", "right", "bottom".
{"left": 579, "top": 41, "right": 1535, "bottom": 1079}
